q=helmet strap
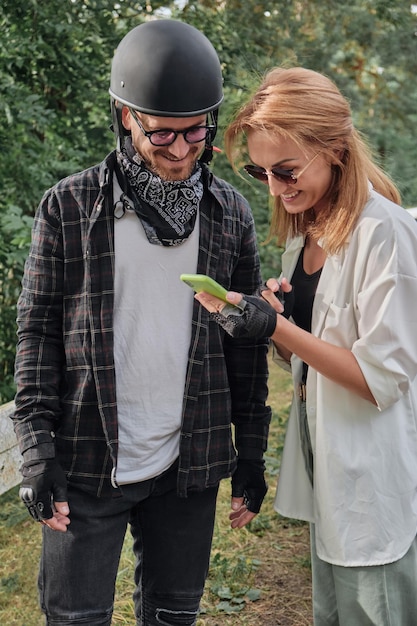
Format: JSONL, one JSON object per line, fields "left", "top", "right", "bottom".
{"left": 110, "top": 100, "right": 130, "bottom": 151}
{"left": 199, "top": 110, "right": 218, "bottom": 165}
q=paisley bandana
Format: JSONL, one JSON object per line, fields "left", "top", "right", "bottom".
{"left": 116, "top": 139, "right": 203, "bottom": 246}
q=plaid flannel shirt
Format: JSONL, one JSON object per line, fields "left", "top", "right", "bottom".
{"left": 13, "top": 151, "right": 271, "bottom": 497}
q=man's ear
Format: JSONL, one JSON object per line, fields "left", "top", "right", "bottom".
{"left": 121, "top": 106, "right": 131, "bottom": 131}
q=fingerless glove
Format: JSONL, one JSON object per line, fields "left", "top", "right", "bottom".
{"left": 211, "top": 295, "right": 277, "bottom": 339}
{"left": 19, "top": 459, "right": 67, "bottom": 522}
{"left": 231, "top": 458, "right": 268, "bottom": 514}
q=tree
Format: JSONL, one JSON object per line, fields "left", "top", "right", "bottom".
{"left": 0, "top": 0, "right": 153, "bottom": 402}
{"left": 178, "top": 0, "right": 417, "bottom": 274}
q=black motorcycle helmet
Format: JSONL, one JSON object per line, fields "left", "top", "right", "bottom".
{"left": 109, "top": 19, "right": 224, "bottom": 162}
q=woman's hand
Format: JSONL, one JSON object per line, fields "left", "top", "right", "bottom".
{"left": 260, "top": 277, "right": 294, "bottom": 319}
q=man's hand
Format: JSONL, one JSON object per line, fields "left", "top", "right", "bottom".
{"left": 229, "top": 459, "right": 268, "bottom": 529}
{"left": 195, "top": 292, "right": 278, "bottom": 339}
{"left": 19, "top": 459, "right": 70, "bottom": 532}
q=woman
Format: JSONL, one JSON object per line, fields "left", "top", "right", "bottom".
{"left": 196, "top": 67, "right": 417, "bottom": 625}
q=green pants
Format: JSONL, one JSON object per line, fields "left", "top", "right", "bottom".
{"left": 310, "top": 524, "right": 417, "bottom": 625}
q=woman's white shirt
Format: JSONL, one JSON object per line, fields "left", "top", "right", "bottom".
{"left": 274, "top": 190, "right": 417, "bottom": 566}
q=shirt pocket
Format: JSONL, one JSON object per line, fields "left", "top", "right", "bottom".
{"left": 319, "top": 300, "right": 359, "bottom": 349}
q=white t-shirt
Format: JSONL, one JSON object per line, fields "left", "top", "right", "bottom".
{"left": 113, "top": 190, "right": 199, "bottom": 484}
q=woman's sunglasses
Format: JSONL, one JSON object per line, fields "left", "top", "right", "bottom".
{"left": 244, "top": 152, "right": 320, "bottom": 185}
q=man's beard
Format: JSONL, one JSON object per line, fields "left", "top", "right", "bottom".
{"left": 152, "top": 160, "right": 195, "bottom": 181}
{"left": 135, "top": 145, "right": 202, "bottom": 182}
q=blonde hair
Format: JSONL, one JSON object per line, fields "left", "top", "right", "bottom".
{"left": 225, "top": 67, "right": 401, "bottom": 254}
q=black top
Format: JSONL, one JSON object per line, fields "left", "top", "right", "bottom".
{"left": 291, "top": 245, "right": 322, "bottom": 382}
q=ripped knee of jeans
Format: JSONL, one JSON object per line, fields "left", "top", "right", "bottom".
{"left": 155, "top": 608, "right": 198, "bottom": 625}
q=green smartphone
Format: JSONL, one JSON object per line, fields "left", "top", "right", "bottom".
{"left": 180, "top": 274, "right": 229, "bottom": 301}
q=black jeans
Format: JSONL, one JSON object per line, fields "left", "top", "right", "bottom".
{"left": 39, "top": 462, "right": 219, "bottom": 625}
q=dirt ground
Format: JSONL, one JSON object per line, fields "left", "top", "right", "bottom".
{"left": 250, "top": 521, "right": 313, "bottom": 626}
{"left": 202, "top": 515, "right": 313, "bottom": 626}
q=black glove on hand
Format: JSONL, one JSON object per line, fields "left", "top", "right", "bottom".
{"left": 232, "top": 459, "right": 268, "bottom": 514}
{"left": 19, "top": 459, "right": 67, "bottom": 522}
{"left": 211, "top": 295, "right": 277, "bottom": 339}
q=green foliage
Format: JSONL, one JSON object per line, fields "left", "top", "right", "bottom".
{"left": 0, "top": 0, "right": 144, "bottom": 402}
{"left": 205, "top": 552, "right": 262, "bottom": 615}
{"left": 0, "top": 206, "right": 33, "bottom": 402}
{"left": 0, "top": 485, "right": 27, "bottom": 527}
{"left": 0, "top": 0, "right": 416, "bottom": 402}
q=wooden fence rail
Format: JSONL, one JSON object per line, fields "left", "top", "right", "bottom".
{"left": 0, "top": 402, "right": 22, "bottom": 496}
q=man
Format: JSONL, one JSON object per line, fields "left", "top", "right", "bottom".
{"left": 12, "top": 19, "right": 271, "bottom": 626}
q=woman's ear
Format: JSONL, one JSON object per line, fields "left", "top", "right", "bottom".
{"left": 329, "top": 147, "right": 346, "bottom": 166}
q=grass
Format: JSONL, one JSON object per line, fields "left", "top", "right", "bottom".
{"left": 0, "top": 356, "right": 312, "bottom": 625}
